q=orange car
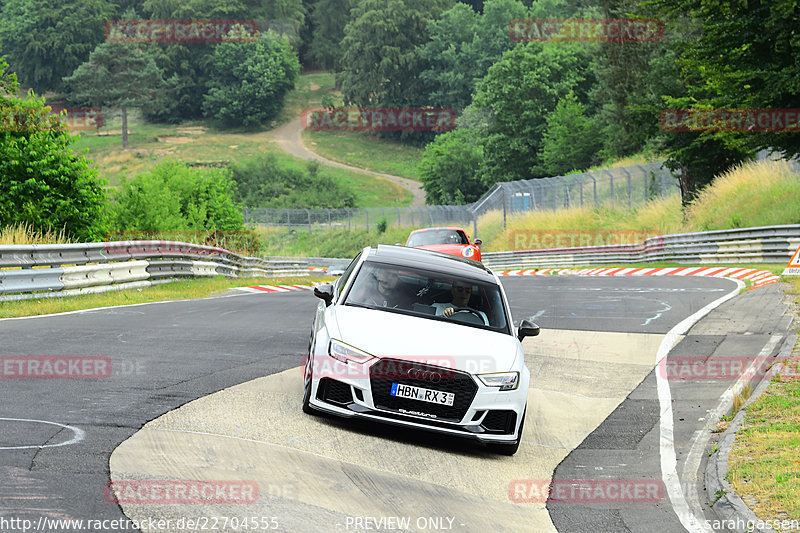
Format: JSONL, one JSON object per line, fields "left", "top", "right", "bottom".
{"left": 405, "top": 227, "right": 482, "bottom": 261}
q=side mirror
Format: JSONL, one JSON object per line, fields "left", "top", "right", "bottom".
{"left": 475, "top": 239, "right": 482, "bottom": 247}
{"left": 517, "top": 319, "right": 540, "bottom": 341}
{"left": 313, "top": 284, "right": 334, "bottom": 306}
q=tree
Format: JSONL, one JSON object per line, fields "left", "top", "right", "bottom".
{"left": 337, "top": 0, "right": 453, "bottom": 108}
{"left": 589, "top": 0, "right": 666, "bottom": 159}
{"left": 0, "top": 59, "right": 108, "bottom": 240}
{"left": 63, "top": 42, "right": 166, "bottom": 149}
{"left": 419, "top": 129, "right": 484, "bottom": 205}
{"left": 202, "top": 30, "right": 299, "bottom": 128}
{"left": 651, "top": 0, "right": 800, "bottom": 159}
{"left": 539, "top": 92, "right": 602, "bottom": 176}
{"left": 470, "top": 42, "right": 595, "bottom": 184}
{"left": 0, "top": 0, "right": 113, "bottom": 92}
{"left": 308, "top": 0, "right": 355, "bottom": 69}
{"left": 418, "top": 0, "right": 528, "bottom": 113}
{"left": 140, "top": 0, "right": 249, "bottom": 122}
{"left": 111, "top": 160, "right": 244, "bottom": 232}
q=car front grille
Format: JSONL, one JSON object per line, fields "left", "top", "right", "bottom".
{"left": 369, "top": 358, "right": 478, "bottom": 423}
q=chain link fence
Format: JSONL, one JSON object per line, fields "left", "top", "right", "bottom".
{"left": 245, "top": 162, "right": 686, "bottom": 235}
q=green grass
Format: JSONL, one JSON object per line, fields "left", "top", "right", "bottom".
{"left": 69, "top": 114, "right": 408, "bottom": 207}
{"left": 266, "top": 150, "right": 412, "bottom": 207}
{"left": 277, "top": 70, "right": 338, "bottom": 125}
{"left": 65, "top": 71, "right": 411, "bottom": 207}
{"left": 0, "top": 275, "right": 330, "bottom": 319}
{"left": 303, "top": 130, "right": 425, "bottom": 181}
{"left": 727, "top": 273, "right": 800, "bottom": 530}
{"left": 728, "top": 378, "right": 800, "bottom": 527}
{"left": 255, "top": 225, "right": 411, "bottom": 258}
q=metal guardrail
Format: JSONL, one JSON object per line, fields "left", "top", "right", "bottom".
{"left": 0, "top": 241, "right": 309, "bottom": 301}
{"left": 481, "top": 225, "right": 800, "bottom": 270}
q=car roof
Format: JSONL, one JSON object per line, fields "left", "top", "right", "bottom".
{"left": 408, "top": 226, "right": 466, "bottom": 234}
{"left": 364, "top": 245, "right": 494, "bottom": 282}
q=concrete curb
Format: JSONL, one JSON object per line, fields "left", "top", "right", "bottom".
{"left": 705, "top": 331, "right": 798, "bottom": 533}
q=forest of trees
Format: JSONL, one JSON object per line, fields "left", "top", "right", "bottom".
{"left": 1, "top": 0, "right": 798, "bottom": 237}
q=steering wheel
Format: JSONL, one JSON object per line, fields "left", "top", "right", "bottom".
{"left": 449, "top": 307, "right": 485, "bottom": 325}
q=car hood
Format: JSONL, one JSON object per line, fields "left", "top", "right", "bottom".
{"left": 330, "top": 305, "right": 520, "bottom": 373}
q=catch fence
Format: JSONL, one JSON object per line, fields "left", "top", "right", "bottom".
{"left": 245, "top": 162, "right": 683, "bottom": 236}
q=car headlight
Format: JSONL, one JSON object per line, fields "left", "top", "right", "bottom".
{"left": 461, "top": 246, "right": 476, "bottom": 258}
{"left": 329, "top": 339, "right": 375, "bottom": 364}
{"left": 477, "top": 372, "right": 519, "bottom": 391}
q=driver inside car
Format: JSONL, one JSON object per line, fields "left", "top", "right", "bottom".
{"left": 431, "top": 281, "right": 489, "bottom": 326}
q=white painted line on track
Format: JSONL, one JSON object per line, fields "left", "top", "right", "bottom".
{"left": 655, "top": 278, "right": 744, "bottom": 533}
{"left": 0, "top": 417, "right": 85, "bottom": 450}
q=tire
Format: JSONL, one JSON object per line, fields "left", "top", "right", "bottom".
{"left": 302, "top": 334, "right": 318, "bottom": 415}
{"left": 486, "top": 408, "right": 525, "bottom": 456}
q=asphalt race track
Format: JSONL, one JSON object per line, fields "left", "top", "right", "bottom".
{"left": 0, "top": 275, "right": 791, "bottom": 533}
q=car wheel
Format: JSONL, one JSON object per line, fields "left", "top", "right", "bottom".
{"left": 302, "top": 336, "right": 318, "bottom": 415}
{"left": 487, "top": 408, "right": 525, "bottom": 456}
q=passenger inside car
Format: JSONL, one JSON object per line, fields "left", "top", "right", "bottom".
{"left": 348, "top": 265, "right": 414, "bottom": 310}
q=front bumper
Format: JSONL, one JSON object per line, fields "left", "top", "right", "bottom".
{"left": 307, "top": 357, "right": 529, "bottom": 444}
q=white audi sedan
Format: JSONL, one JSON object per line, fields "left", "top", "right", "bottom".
{"left": 302, "top": 245, "right": 539, "bottom": 454}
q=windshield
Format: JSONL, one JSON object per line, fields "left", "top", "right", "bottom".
{"left": 343, "top": 261, "right": 508, "bottom": 333}
{"left": 407, "top": 229, "right": 469, "bottom": 247}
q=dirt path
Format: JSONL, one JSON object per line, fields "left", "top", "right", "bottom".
{"left": 269, "top": 118, "right": 425, "bottom": 206}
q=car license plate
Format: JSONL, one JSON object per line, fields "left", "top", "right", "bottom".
{"left": 390, "top": 383, "right": 455, "bottom": 406}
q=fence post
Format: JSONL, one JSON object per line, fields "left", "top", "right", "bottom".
{"left": 502, "top": 187, "right": 507, "bottom": 230}
{"left": 395, "top": 207, "right": 401, "bottom": 227}
{"left": 636, "top": 165, "right": 647, "bottom": 202}
{"left": 366, "top": 209, "right": 369, "bottom": 231}
{"left": 327, "top": 208, "right": 331, "bottom": 230}
{"left": 348, "top": 209, "right": 351, "bottom": 231}
{"left": 603, "top": 169, "right": 615, "bottom": 207}
{"left": 621, "top": 166, "right": 632, "bottom": 210}
{"left": 306, "top": 209, "right": 312, "bottom": 234}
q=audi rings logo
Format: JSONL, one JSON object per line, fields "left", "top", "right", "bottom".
{"left": 407, "top": 367, "right": 442, "bottom": 383}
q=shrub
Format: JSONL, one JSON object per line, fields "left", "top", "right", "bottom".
{"left": 230, "top": 154, "right": 356, "bottom": 209}
{"left": 111, "top": 160, "right": 244, "bottom": 232}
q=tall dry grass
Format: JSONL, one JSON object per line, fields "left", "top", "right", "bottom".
{"left": 0, "top": 223, "right": 71, "bottom": 245}
{"left": 685, "top": 159, "right": 800, "bottom": 231}
{"left": 478, "top": 158, "right": 800, "bottom": 252}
